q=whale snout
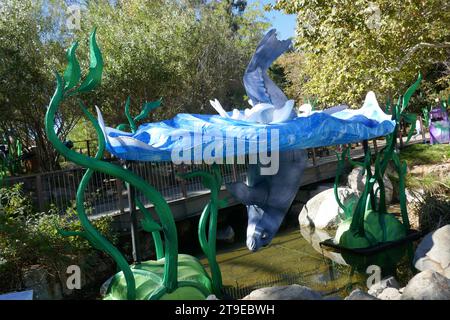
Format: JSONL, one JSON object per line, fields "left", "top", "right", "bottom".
{"left": 246, "top": 237, "right": 258, "bottom": 252}
{"left": 247, "top": 231, "right": 272, "bottom": 252}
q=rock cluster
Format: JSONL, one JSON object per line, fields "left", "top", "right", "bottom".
{"left": 413, "top": 225, "right": 450, "bottom": 278}
{"left": 298, "top": 167, "right": 394, "bottom": 230}
{"left": 242, "top": 284, "right": 323, "bottom": 300}
{"left": 239, "top": 269, "right": 450, "bottom": 300}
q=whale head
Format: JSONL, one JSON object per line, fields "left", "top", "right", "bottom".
{"left": 246, "top": 206, "right": 284, "bottom": 252}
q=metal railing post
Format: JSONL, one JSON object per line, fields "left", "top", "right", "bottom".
{"left": 116, "top": 178, "right": 125, "bottom": 214}
{"left": 312, "top": 148, "right": 317, "bottom": 166}
{"left": 86, "top": 140, "right": 91, "bottom": 158}
{"left": 35, "top": 173, "right": 45, "bottom": 211}
{"left": 232, "top": 163, "right": 238, "bottom": 182}
{"left": 124, "top": 160, "right": 141, "bottom": 264}
{"left": 179, "top": 164, "right": 188, "bottom": 198}
{"left": 418, "top": 116, "right": 426, "bottom": 143}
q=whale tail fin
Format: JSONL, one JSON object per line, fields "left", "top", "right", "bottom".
{"left": 243, "top": 29, "right": 292, "bottom": 107}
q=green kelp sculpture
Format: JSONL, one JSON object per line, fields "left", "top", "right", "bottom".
{"left": 45, "top": 29, "right": 223, "bottom": 300}
{"left": 333, "top": 74, "right": 422, "bottom": 249}
{"left": 0, "top": 134, "right": 23, "bottom": 185}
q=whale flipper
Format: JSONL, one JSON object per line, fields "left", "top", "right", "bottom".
{"left": 227, "top": 181, "right": 269, "bottom": 208}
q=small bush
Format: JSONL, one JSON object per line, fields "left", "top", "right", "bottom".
{"left": 412, "top": 191, "right": 450, "bottom": 232}
{"left": 0, "top": 183, "right": 117, "bottom": 294}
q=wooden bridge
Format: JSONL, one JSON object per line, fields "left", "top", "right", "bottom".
{"left": 4, "top": 134, "right": 428, "bottom": 233}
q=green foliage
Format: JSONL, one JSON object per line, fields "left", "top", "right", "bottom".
{"left": 273, "top": 0, "right": 449, "bottom": 109}
{"left": 66, "top": 118, "right": 98, "bottom": 143}
{"left": 0, "top": 0, "right": 81, "bottom": 171}
{"left": 0, "top": 0, "right": 268, "bottom": 171}
{"left": 73, "top": 0, "right": 269, "bottom": 124}
{"left": 1, "top": 133, "right": 24, "bottom": 179}
{"left": 0, "top": 183, "right": 116, "bottom": 294}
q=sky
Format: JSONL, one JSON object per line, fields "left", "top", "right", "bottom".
{"left": 249, "top": 0, "right": 297, "bottom": 40}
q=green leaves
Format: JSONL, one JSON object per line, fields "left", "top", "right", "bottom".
{"left": 77, "top": 28, "right": 104, "bottom": 93}
{"left": 403, "top": 112, "right": 417, "bottom": 143}
{"left": 118, "top": 98, "right": 162, "bottom": 133}
{"left": 135, "top": 99, "right": 162, "bottom": 122}
{"left": 59, "top": 28, "right": 104, "bottom": 97}
{"left": 401, "top": 72, "right": 422, "bottom": 113}
{"left": 274, "top": 1, "right": 447, "bottom": 109}
{"left": 63, "top": 42, "right": 81, "bottom": 91}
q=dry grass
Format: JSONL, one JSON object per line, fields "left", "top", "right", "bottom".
{"left": 399, "top": 143, "right": 450, "bottom": 232}
{"left": 411, "top": 191, "right": 450, "bottom": 232}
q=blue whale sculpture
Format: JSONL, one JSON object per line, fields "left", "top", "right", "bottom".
{"left": 226, "top": 30, "right": 307, "bottom": 251}
{"left": 227, "top": 149, "right": 307, "bottom": 251}
{"left": 97, "top": 29, "right": 396, "bottom": 252}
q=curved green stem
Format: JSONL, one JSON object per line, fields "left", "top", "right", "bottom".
{"left": 393, "top": 152, "right": 410, "bottom": 229}
{"left": 180, "top": 166, "right": 223, "bottom": 297}
{"left": 136, "top": 198, "right": 164, "bottom": 260}
{"left": 124, "top": 96, "right": 137, "bottom": 133}
{"left": 333, "top": 149, "right": 348, "bottom": 214}
{"left": 46, "top": 72, "right": 179, "bottom": 297}
{"left": 198, "top": 203, "right": 211, "bottom": 257}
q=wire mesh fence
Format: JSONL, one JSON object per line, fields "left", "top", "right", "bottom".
{"left": 222, "top": 271, "right": 308, "bottom": 299}
{"left": 3, "top": 160, "right": 250, "bottom": 217}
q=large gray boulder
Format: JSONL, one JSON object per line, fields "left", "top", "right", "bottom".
{"left": 347, "top": 167, "right": 393, "bottom": 204}
{"left": 344, "top": 289, "right": 378, "bottom": 300}
{"left": 242, "top": 284, "right": 323, "bottom": 300}
{"left": 308, "top": 183, "right": 335, "bottom": 199}
{"left": 300, "top": 227, "right": 348, "bottom": 265}
{"left": 414, "top": 225, "right": 450, "bottom": 278}
{"left": 401, "top": 270, "right": 450, "bottom": 300}
{"left": 299, "top": 187, "right": 357, "bottom": 229}
{"left": 377, "top": 287, "right": 402, "bottom": 300}
{"left": 368, "top": 276, "right": 400, "bottom": 297}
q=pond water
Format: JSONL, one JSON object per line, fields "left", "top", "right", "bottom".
{"left": 74, "top": 206, "right": 418, "bottom": 300}
{"left": 199, "top": 211, "right": 418, "bottom": 299}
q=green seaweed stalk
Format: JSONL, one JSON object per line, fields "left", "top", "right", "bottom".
{"left": 45, "top": 30, "right": 180, "bottom": 300}
{"left": 334, "top": 73, "right": 422, "bottom": 244}
{"left": 179, "top": 164, "right": 225, "bottom": 297}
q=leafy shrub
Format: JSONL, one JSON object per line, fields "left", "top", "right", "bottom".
{"left": 0, "top": 183, "right": 117, "bottom": 294}
{"left": 412, "top": 191, "right": 450, "bottom": 233}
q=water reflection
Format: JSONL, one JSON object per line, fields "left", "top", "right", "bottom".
{"left": 300, "top": 226, "right": 416, "bottom": 282}
{"left": 200, "top": 224, "right": 416, "bottom": 299}
{"left": 299, "top": 227, "right": 348, "bottom": 266}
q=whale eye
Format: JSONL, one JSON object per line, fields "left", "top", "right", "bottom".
{"left": 261, "top": 231, "right": 268, "bottom": 239}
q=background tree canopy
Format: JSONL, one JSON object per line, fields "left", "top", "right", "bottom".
{"left": 2, "top": 0, "right": 448, "bottom": 172}
{"left": 0, "top": 0, "right": 268, "bottom": 171}
{"left": 272, "top": 0, "right": 450, "bottom": 109}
